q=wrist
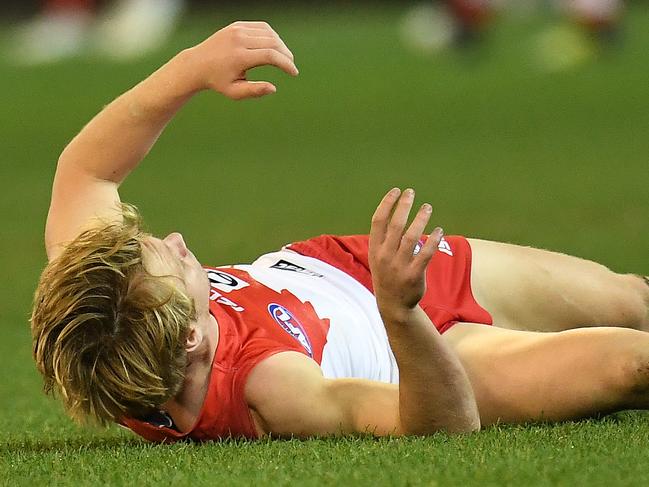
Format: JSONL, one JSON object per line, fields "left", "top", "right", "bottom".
{"left": 378, "top": 304, "right": 420, "bottom": 326}
{"left": 164, "top": 48, "right": 206, "bottom": 97}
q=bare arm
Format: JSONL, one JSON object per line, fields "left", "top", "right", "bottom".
{"left": 245, "top": 189, "right": 480, "bottom": 438}
{"left": 246, "top": 352, "right": 402, "bottom": 438}
{"left": 368, "top": 188, "right": 480, "bottom": 434}
{"left": 45, "top": 21, "right": 298, "bottom": 260}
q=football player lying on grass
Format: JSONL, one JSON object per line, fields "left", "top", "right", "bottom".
{"left": 31, "top": 21, "right": 649, "bottom": 441}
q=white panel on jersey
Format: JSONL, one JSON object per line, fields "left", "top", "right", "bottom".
{"left": 238, "top": 251, "right": 399, "bottom": 384}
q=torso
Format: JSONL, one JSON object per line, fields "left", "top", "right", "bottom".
{"left": 162, "top": 250, "right": 397, "bottom": 437}
{"left": 123, "top": 235, "right": 492, "bottom": 442}
{"left": 238, "top": 250, "right": 399, "bottom": 382}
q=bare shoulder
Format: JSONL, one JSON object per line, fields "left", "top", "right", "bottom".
{"left": 245, "top": 352, "right": 324, "bottom": 404}
{"left": 245, "top": 352, "right": 327, "bottom": 436}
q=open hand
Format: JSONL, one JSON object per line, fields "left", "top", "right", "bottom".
{"left": 369, "top": 188, "right": 443, "bottom": 323}
{"left": 186, "top": 21, "right": 298, "bottom": 100}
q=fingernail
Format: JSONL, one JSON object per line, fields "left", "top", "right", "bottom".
{"left": 389, "top": 187, "right": 400, "bottom": 196}
{"left": 404, "top": 188, "right": 414, "bottom": 197}
{"left": 422, "top": 203, "right": 432, "bottom": 213}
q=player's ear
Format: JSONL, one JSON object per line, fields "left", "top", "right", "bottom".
{"left": 185, "top": 324, "right": 203, "bottom": 353}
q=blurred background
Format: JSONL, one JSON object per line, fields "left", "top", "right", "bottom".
{"left": 0, "top": 1, "right": 647, "bottom": 438}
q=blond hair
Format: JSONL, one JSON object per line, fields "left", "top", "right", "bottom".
{"left": 31, "top": 204, "right": 195, "bottom": 426}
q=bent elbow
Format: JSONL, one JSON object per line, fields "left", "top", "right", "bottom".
{"left": 401, "top": 413, "right": 481, "bottom": 437}
{"left": 449, "top": 407, "right": 481, "bottom": 435}
{"left": 454, "top": 415, "right": 481, "bottom": 434}
{"left": 440, "top": 418, "right": 480, "bottom": 436}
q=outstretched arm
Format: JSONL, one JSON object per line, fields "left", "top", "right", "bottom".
{"left": 245, "top": 189, "right": 480, "bottom": 438}
{"left": 45, "top": 21, "right": 298, "bottom": 260}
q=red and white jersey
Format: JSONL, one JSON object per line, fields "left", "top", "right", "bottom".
{"left": 123, "top": 235, "right": 492, "bottom": 442}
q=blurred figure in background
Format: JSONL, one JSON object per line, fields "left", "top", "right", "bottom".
{"left": 6, "top": 0, "right": 185, "bottom": 65}
{"left": 401, "top": 0, "right": 624, "bottom": 69}
{"left": 447, "top": 0, "right": 622, "bottom": 44}
{"left": 538, "top": 0, "right": 623, "bottom": 70}
{"left": 447, "top": 0, "right": 494, "bottom": 45}
{"left": 563, "top": 0, "right": 623, "bottom": 38}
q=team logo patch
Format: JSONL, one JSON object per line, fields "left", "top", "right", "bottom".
{"left": 268, "top": 303, "right": 313, "bottom": 357}
{"left": 270, "top": 259, "right": 324, "bottom": 277}
{"left": 207, "top": 270, "right": 249, "bottom": 293}
{"left": 206, "top": 269, "right": 245, "bottom": 311}
{"left": 414, "top": 238, "right": 453, "bottom": 256}
{"left": 438, "top": 237, "right": 453, "bottom": 256}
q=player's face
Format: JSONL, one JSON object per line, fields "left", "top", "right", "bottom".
{"left": 140, "top": 233, "right": 210, "bottom": 319}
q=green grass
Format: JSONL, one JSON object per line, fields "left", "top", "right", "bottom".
{"left": 0, "top": 2, "right": 648, "bottom": 485}
{"left": 3, "top": 416, "right": 649, "bottom": 486}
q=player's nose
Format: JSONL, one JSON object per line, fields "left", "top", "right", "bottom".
{"left": 163, "top": 232, "right": 188, "bottom": 258}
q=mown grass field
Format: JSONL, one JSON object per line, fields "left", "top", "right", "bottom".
{"left": 1, "top": 2, "right": 648, "bottom": 485}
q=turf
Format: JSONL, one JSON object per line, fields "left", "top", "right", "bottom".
{"left": 0, "top": 2, "right": 648, "bottom": 485}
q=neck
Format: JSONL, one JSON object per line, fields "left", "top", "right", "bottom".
{"left": 165, "top": 312, "right": 219, "bottom": 432}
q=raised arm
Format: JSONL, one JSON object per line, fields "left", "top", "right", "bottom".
{"left": 245, "top": 189, "right": 480, "bottom": 438}
{"left": 367, "top": 188, "right": 480, "bottom": 434}
{"left": 45, "top": 21, "right": 298, "bottom": 260}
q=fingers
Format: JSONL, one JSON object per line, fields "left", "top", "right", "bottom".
{"left": 245, "top": 48, "right": 298, "bottom": 76}
{"left": 233, "top": 20, "right": 278, "bottom": 32}
{"left": 226, "top": 80, "right": 277, "bottom": 100}
{"left": 383, "top": 188, "right": 415, "bottom": 251}
{"left": 244, "top": 36, "right": 294, "bottom": 62}
{"left": 232, "top": 21, "right": 297, "bottom": 71}
{"left": 233, "top": 22, "right": 285, "bottom": 49}
{"left": 415, "top": 227, "right": 444, "bottom": 271}
{"left": 370, "top": 188, "right": 441, "bottom": 265}
{"left": 241, "top": 32, "right": 294, "bottom": 61}
{"left": 370, "top": 188, "right": 401, "bottom": 250}
{"left": 400, "top": 203, "right": 432, "bottom": 256}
